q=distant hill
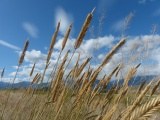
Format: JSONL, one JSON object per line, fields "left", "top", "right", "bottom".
{"left": 0, "top": 81, "right": 49, "bottom": 89}
{"left": 0, "top": 75, "right": 157, "bottom": 90}
{"left": 94, "top": 75, "right": 157, "bottom": 90}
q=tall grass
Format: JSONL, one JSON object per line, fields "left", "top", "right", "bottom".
{"left": 0, "top": 8, "right": 160, "bottom": 120}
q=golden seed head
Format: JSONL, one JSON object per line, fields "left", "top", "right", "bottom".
{"left": 100, "top": 38, "right": 126, "bottom": 68}
{"left": 46, "top": 21, "right": 60, "bottom": 64}
{"left": 62, "top": 24, "right": 72, "bottom": 50}
{"left": 74, "top": 8, "right": 95, "bottom": 49}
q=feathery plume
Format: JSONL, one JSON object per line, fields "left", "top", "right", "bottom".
{"left": 130, "top": 97, "right": 160, "bottom": 120}
{"left": 19, "top": 40, "right": 29, "bottom": 65}
{"left": 30, "top": 63, "right": 36, "bottom": 77}
{"left": 122, "top": 81, "right": 152, "bottom": 119}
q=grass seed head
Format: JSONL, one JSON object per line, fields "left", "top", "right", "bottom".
{"left": 1, "top": 68, "right": 5, "bottom": 78}
{"left": 99, "top": 38, "right": 126, "bottom": 68}
{"left": 30, "top": 63, "right": 36, "bottom": 77}
{"left": 19, "top": 40, "right": 29, "bottom": 65}
{"left": 46, "top": 21, "right": 60, "bottom": 64}
{"left": 62, "top": 24, "right": 72, "bottom": 50}
{"left": 74, "top": 8, "right": 95, "bottom": 49}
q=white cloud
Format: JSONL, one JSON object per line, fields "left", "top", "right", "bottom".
{"left": 4, "top": 34, "right": 160, "bottom": 83}
{"left": 54, "top": 37, "right": 75, "bottom": 51}
{"left": 0, "top": 40, "right": 20, "bottom": 50}
{"left": 1, "top": 78, "right": 20, "bottom": 83}
{"left": 153, "top": 8, "right": 160, "bottom": 16}
{"left": 80, "top": 35, "right": 116, "bottom": 56}
{"left": 12, "top": 66, "right": 19, "bottom": 69}
{"left": 24, "top": 49, "right": 46, "bottom": 63}
{"left": 8, "top": 35, "right": 116, "bottom": 82}
{"left": 121, "top": 35, "right": 160, "bottom": 75}
{"left": 98, "top": 54, "right": 105, "bottom": 60}
{"left": 54, "top": 7, "right": 73, "bottom": 35}
{"left": 54, "top": 35, "right": 117, "bottom": 60}
{"left": 22, "top": 22, "right": 39, "bottom": 38}
{"left": 21, "top": 38, "right": 94, "bottom": 76}
{"left": 9, "top": 67, "right": 41, "bottom": 78}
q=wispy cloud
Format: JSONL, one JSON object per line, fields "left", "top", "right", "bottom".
{"left": 54, "top": 7, "right": 73, "bottom": 35}
{"left": 44, "top": 46, "right": 48, "bottom": 50}
{"left": 111, "top": 19, "right": 124, "bottom": 32}
{"left": 22, "top": 22, "right": 39, "bottom": 38}
{"left": 98, "top": 0, "right": 117, "bottom": 12}
{"left": 138, "top": 0, "right": 146, "bottom": 4}
{"left": 0, "top": 40, "right": 20, "bottom": 50}
{"left": 153, "top": 8, "right": 160, "bottom": 16}
{"left": 138, "top": 0, "right": 156, "bottom": 4}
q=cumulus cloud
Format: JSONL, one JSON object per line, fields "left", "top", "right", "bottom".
{"left": 54, "top": 37, "right": 75, "bottom": 51}
{"left": 22, "top": 22, "right": 39, "bottom": 38}
{"left": 80, "top": 35, "right": 117, "bottom": 55}
{"left": 54, "top": 7, "right": 73, "bottom": 35}
{"left": 6, "top": 34, "right": 160, "bottom": 83}
{"left": 24, "top": 49, "right": 46, "bottom": 63}
{"left": 9, "top": 66, "right": 41, "bottom": 78}
{"left": 8, "top": 35, "right": 117, "bottom": 82}
{"left": 120, "top": 35, "right": 160, "bottom": 75}
{"left": 0, "top": 40, "right": 20, "bottom": 50}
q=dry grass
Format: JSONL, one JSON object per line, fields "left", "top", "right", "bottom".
{"left": 0, "top": 8, "right": 160, "bottom": 120}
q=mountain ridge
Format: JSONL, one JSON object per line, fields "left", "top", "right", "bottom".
{"left": 0, "top": 75, "right": 157, "bottom": 89}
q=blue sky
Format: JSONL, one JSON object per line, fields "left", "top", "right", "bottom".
{"left": 0, "top": 0, "right": 160, "bottom": 82}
